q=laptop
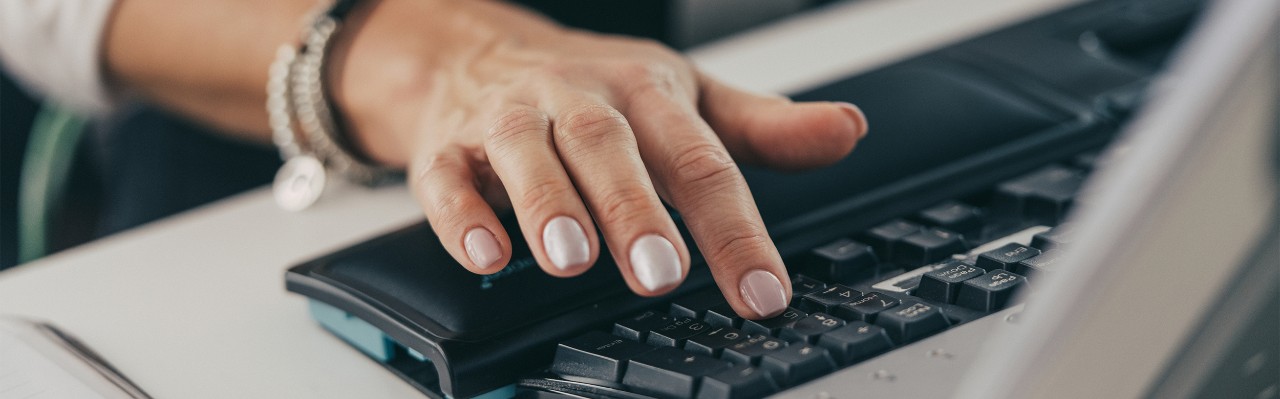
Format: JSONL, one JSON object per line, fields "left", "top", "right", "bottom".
{"left": 284, "top": 0, "right": 1280, "bottom": 398}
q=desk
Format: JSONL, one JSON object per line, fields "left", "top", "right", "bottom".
{"left": 0, "top": 0, "right": 1077, "bottom": 396}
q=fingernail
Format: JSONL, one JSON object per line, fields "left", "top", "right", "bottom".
{"left": 740, "top": 270, "right": 787, "bottom": 318}
{"left": 464, "top": 227, "right": 502, "bottom": 270}
{"left": 629, "top": 234, "right": 683, "bottom": 291}
{"left": 543, "top": 216, "right": 590, "bottom": 270}
{"left": 836, "top": 102, "right": 869, "bottom": 138}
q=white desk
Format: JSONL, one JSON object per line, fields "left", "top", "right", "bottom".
{"left": 0, "top": 0, "right": 1077, "bottom": 397}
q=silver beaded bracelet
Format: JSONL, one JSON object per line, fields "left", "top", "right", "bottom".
{"left": 267, "top": 0, "right": 397, "bottom": 211}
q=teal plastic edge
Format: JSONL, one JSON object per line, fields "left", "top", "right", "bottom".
{"left": 308, "top": 300, "right": 396, "bottom": 362}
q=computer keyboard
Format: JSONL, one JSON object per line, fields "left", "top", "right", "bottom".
{"left": 531, "top": 159, "right": 1092, "bottom": 399}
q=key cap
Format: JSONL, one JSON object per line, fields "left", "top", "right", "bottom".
{"left": 623, "top": 347, "right": 731, "bottom": 399}
{"left": 991, "top": 166, "right": 1085, "bottom": 224}
{"left": 704, "top": 305, "right": 744, "bottom": 329}
{"left": 817, "top": 321, "right": 894, "bottom": 365}
{"left": 721, "top": 335, "right": 788, "bottom": 365}
{"left": 913, "top": 260, "right": 985, "bottom": 304}
{"left": 551, "top": 331, "right": 657, "bottom": 382}
{"left": 893, "top": 228, "right": 968, "bottom": 267}
{"left": 874, "top": 301, "right": 951, "bottom": 344}
{"left": 648, "top": 317, "right": 712, "bottom": 348}
{"left": 685, "top": 327, "right": 749, "bottom": 357}
{"left": 759, "top": 343, "right": 836, "bottom": 387}
{"left": 799, "top": 285, "right": 861, "bottom": 313}
{"left": 1026, "top": 186, "right": 1078, "bottom": 225}
{"left": 956, "top": 270, "right": 1027, "bottom": 312}
{"left": 976, "top": 243, "right": 1041, "bottom": 272}
{"left": 790, "top": 275, "right": 827, "bottom": 300}
{"left": 741, "top": 308, "right": 807, "bottom": 336}
{"left": 915, "top": 201, "right": 984, "bottom": 238}
{"left": 801, "top": 239, "right": 879, "bottom": 284}
{"left": 1017, "top": 249, "right": 1066, "bottom": 275}
{"left": 859, "top": 219, "right": 923, "bottom": 262}
{"left": 779, "top": 313, "right": 845, "bottom": 343}
{"left": 615, "top": 311, "right": 675, "bottom": 341}
{"left": 671, "top": 290, "right": 729, "bottom": 319}
{"left": 834, "top": 291, "right": 900, "bottom": 322}
{"left": 1031, "top": 224, "right": 1074, "bottom": 251}
{"left": 696, "top": 365, "right": 779, "bottom": 399}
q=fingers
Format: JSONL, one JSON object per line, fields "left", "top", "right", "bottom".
{"left": 699, "top": 75, "right": 868, "bottom": 171}
{"left": 625, "top": 91, "right": 792, "bottom": 320}
{"left": 409, "top": 149, "right": 512, "bottom": 274}
{"left": 543, "top": 96, "right": 690, "bottom": 296}
{"left": 482, "top": 105, "right": 599, "bottom": 277}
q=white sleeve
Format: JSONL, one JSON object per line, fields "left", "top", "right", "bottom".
{"left": 0, "top": 0, "right": 119, "bottom": 115}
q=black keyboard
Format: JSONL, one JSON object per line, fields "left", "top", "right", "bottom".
{"left": 533, "top": 161, "right": 1092, "bottom": 399}
{"left": 284, "top": 1, "right": 1199, "bottom": 397}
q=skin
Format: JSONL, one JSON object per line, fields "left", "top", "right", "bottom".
{"left": 104, "top": 0, "right": 867, "bottom": 319}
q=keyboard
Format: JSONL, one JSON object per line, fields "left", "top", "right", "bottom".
{"left": 284, "top": 1, "right": 1199, "bottom": 397}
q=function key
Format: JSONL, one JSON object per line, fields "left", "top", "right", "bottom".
{"left": 685, "top": 327, "right": 750, "bottom": 357}
{"left": 835, "top": 291, "right": 901, "bottom": 322}
{"left": 721, "top": 335, "right": 789, "bottom": 365}
{"left": 976, "top": 243, "right": 1042, "bottom": 272}
{"left": 913, "top": 260, "right": 985, "bottom": 304}
{"left": 551, "top": 331, "right": 658, "bottom": 382}
{"left": 955, "top": 270, "right": 1028, "bottom": 312}
{"left": 1017, "top": 249, "right": 1066, "bottom": 275}
{"left": 801, "top": 239, "right": 879, "bottom": 284}
{"left": 874, "top": 301, "right": 951, "bottom": 344}
{"left": 615, "top": 311, "right": 675, "bottom": 341}
{"left": 1031, "top": 224, "right": 1075, "bottom": 251}
{"left": 779, "top": 313, "right": 845, "bottom": 343}
{"left": 741, "top": 308, "right": 807, "bottom": 336}
{"left": 648, "top": 317, "right": 712, "bottom": 348}
{"left": 623, "top": 347, "right": 731, "bottom": 399}
{"left": 671, "top": 290, "right": 730, "bottom": 319}
{"left": 892, "top": 228, "right": 968, "bottom": 267}
{"left": 697, "top": 365, "right": 779, "bottom": 399}
{"left": 991, "top": 166, "right": 1085, "bottom": 225}
{"left": 915, "top": 201, "right": 984, "bottom": 238}
{"left": 799, "top": 285, "right": 862, "bottom": 313}
{"left": 759, "top": 344, "right": 836, "bottom": 387}
{"left": 859, "top": 219, "right": 923, "bottom": 262}
{"left": 816, "top": 321, "right": 894, "bottom": 365}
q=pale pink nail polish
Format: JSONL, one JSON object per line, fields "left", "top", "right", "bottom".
{"left": 629, "top": 235, "right": 683, "bottom": 291}
{"left": 464, "top": 228, "right": 501, "bottom": 270}
{"left": 543, "top": 216, "right": 590, "bottom": 270}
{"left": 740, "top": 270, "right": 788, "bottom": 318}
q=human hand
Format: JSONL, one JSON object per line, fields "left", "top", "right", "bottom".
{"left": 330, "top": 0, "right": 867, "bottom": 319}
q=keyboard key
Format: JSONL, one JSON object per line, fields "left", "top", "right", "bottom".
{"left": 623, "top": 347, "right": 731, "bottom": 399}
{"left": 802, "top": 239, "right": 879, "bottom": 284}
{"left": 671, "top": 290, "right": 729, "bottom": 319}
{"left": 741, "top": 308, "right": 807, "bottom": 336}
{"left": 975, "top": 243, "right": 1041, "bottom": 272}
{"left": 704, "top": 305, "right": 744, "bottom": 329}
{"left": 721, "top": 335, "right": 788, "bottom": 365}
{"left": 817, "top": 321, "right": 894, "bottom": 365}
{"left": 915, "top": 201, "right": 983, "bottom": 237}
{"left": 1017, "top": 249, "right": 1066, "bottom": 275}
{"left": 685, "top": 327, "right": 749, "bottom": 357}
{"left": 759, "top": 343, "right": 836, "bottom": 387}
{"left": 648, "top": 317, "right": 712, "bottom": 348}
{"left": 892, "top": 228, "right": 968, "bottom": 267}
{"left": 697, "top": 365, "right": 779, "bottom": 399}
{"left": 834, "top": 291, "right": 900, "bottom": 322}
{"left": 779, "top": 313, "right": 845, "bottom": 343}
{"left": 956, "top": 270, "right": 1027, "bottom": 312}
{"left": 991, "top": 166, "right": 1085, "bottom": 224}
{"left": 551, "top": 331, "right": 657, "bottom": 382}
{"left": 615, "top": 311, "right": 675, "bottom": 341}
{"left": 914, "top": 260, "right": 985, "bottom": 304}
{"left": 790, "top": 275, "right": 827, "bottom": 299}
{"left": 1031, "top": 224, "right": 1074, "bottom": 251}
{"left": 874, "top": 301, "right": 951, "bottom": 344}
{"left": 859, "top": 219, "right": 923, "bottom": 262}
{"left": 799, "top": 285, "right": 861, "bottom": 313}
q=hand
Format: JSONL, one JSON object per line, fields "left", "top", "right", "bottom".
{"left": 330, "top": 0, "right": 867, "bottom": 319}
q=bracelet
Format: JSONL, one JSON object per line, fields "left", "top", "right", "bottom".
{"left": 268, "top": 0, "right": 398, "bottom": 211}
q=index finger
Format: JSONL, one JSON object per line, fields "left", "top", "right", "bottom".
{"left": 625, "top": 88, "right": 792, "bottom": 320}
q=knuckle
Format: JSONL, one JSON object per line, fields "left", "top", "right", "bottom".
{"left": 666, "top": 143, "right": 740, "bottom": 189}
{"left": 486, "top": 107, "right": 550, "bottom": 151}
{"left": 593, "top": 185, "right": 658, "bottom": 226}
{"left": 517, "top": 179, "right": 579, "bottom": 216}
{"left": 555, "top": 104, "right": 631, "bottom": 153}
{"left": 706, "top": 228, "right": 772, "bottom": 268}
{"left": 431, "top": 189, "right": 475, "bottom": 229}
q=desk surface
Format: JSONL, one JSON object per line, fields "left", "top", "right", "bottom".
{"left": 0, "top": 0, "right": 1077, "bottom": 397}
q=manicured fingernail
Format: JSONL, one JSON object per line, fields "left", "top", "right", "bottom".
{"left": 740, "top": 270, "right": 787, "bottom": 318}
{"left": 543, "top": 216, "right": 590, "bottom": 270}
{"left": 629, "top": 234, "right": 683, "bottom": 291}
{"left": 464, "top": 227, "right": 501, "bottom": 270}
{"left": 836, "top": 102, "right": 868, "bottom": 138}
